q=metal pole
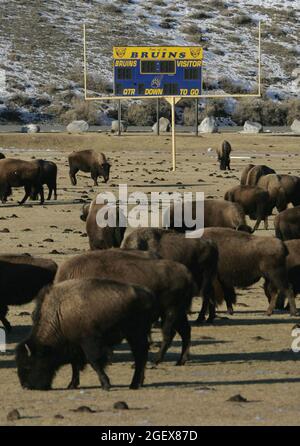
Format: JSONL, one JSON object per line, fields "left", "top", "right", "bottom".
{"left": 171, "top": 97, "right": 176, "bottom": 171}
{"left": 118, "top": 99, "right": 121, "bottom": 136}
{"left": 83, "top": 24, "right": 87, "bottom": 99}
{"left": 195, "top": 98, "right": 199, "bottom": 136}
{"left": 258, "top": 20, "right": 261, "bottom": 96}
{"left": 156, "top": 98, "right": 160, "bottom": 136}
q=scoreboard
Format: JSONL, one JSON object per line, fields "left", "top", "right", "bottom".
{"left": 113, "top": 46, "right": 203, "bottom": 97}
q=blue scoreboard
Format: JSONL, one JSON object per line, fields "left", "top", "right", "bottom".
{"left": 113, "top": 46, "right": 203, "bottom": 97}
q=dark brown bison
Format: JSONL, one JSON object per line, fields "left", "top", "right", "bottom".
{"left": 16, "top": 279, "right": 157, "bottom": 391}
{"left": 274, "top": 206, "right": 300, "bottom": 241}
{"left": 55, "top": 249, "right": 196, "bottom": 366}
{"left": 201, "top": 228, "right": 297, "bottom": 317}
{"left": 0, "top": 254, "right": 57, "bottom": 331}
{"left": 30, "top": 160, "right": 57, "bottom": 201}
{"left": 216, "top": 140, "right": 231, "bottom": 170}
{"left": 121, "top": 227, "right": 219, "bottom": 323}
{"left": 224, "top": 185, "right": 273, "bottom": 232}
{"left": 0, "top": 158, "right": 44, "bottom": 204}
{"left": 0, "top": 153, "right": 5, "bottom": 160}
{"left": 240, "top": 164, "right": 255, "bottom": 185}
{"left": 257, "top": 174, "right": 287, "bottom": 212}
{"left": 165, "top": 199, "right": 252, "bottom": 233}
{"left": 68, "top": 150, "right": 110, "bottom": 186}
{"left": 278, "top": 174, "right": 300, "bottom": 207}
{"left": 80, "top": 200, "right": 126, "bottom": 250}
{"left": 246, "top": 165, "right": 276, "bottom": 186}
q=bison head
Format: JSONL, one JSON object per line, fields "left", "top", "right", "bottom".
{"left": 16, "top": 341, "right": 56, "bottom": 390}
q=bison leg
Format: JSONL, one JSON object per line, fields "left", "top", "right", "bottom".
{"left": 39, "top": 186, "right": 44, "bottom": 205}
{"left": 174, "top": 313, "right": 191, "bottom": 366}
{"left": 266, "top": 268, "right": 297, "bottom": 316}
{"left": 264, "top": 217, "right": 269, "bottom": 230}
{"left": 126, "top": 332, "right": 149, "bottom": 389}
{"left": 46, "top": 185, "right": 52, "bottom": 201}
{"left": 0, "top": 305, "right": 11, "bottom": 332}
{"left": 80, "top": 339, "right": 111, "bottom": 390}
{"left": 69, "top": 168, "right": 78, "bottom": 186}
{"left": 154, "top": 310, "right": 177, "bottom": 365}
{"left": 91, "top": 169, "right": 98, "bottom": 186}
{"left": 67, "top": 363, "right": 81, "bottom": 389}
{"left": 19, "top": 185, "right": 31, "bottom": 205}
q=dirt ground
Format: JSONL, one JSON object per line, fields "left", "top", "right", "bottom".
{"left": 0, "top": 131, "right": 300, "bottom": 426}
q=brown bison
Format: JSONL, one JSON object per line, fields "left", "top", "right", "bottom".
{"left": 30, "top": 160, "right": 57, "bottom": 201}
{"left": 16, "top": 279, "right": 157, "bottom": 390}
{"left": 216, "top": 140, "right": 231, "bottom": 170}
{"left": 68, "top": 150, "right": 110, "bottom": 186}
{"left": 165, "top": 199, "right": 252, "bottom": 233}
{"left": 0, "top": 153, "right": 5, "bottom": 160}
{"left": 0, "top": 254, "right": 57, "bottom": 331}
{"left": 121, "top": 227, "right": 219, "bottom": 322}
{"left": 278, "top": 174, "right": 300, "bottom": 207}
{"left": 274, "top": 206, "right": 300, "bottom": 241}
{"left": 224, "top": 185, "right": 273, "bottom": 232}
{"left": 55, "top": 249, "right": 196, "bottom": 366}
{"left": 80, "top": 200, "right": 126, "bottom": 250}
{"left": 246, "top": 165, "right": 276, "bottom": 186}
{"left": 240, "top": 164, "right": 255, "bottom": 185}
{"left": 257, "top": 174, "right": 287, "bottom": 212}
{"left": 201, "top": 228, "right": 297, "bottom": 317}
{"left": 0, "top": 158, "right": 44, "bottom": 204}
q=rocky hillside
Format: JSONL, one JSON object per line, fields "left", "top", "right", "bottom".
{"left": 0, "top": 0, "right": 299, "bottom": 124}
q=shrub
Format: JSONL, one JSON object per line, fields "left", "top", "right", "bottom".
{"left": 233, "top": 14, "right": 254, "bottom": 25}
{"left": 59, "top": 98, "right": 100, "bottom": 125}
{"left": 103, "top": 4, "right": 123, "bottom": 14}
{"left": 286, "top": 98, "right": 300, "bottom": 125}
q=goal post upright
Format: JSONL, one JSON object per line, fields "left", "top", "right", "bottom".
{"left": 83, "top": 22, "right": 262, "bottom": 171}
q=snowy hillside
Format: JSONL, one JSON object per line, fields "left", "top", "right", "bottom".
{"left": 0, "top": 0, "right": 299, "bottom": 122}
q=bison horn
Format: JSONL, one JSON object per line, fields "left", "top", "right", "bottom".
{"left": 24, "top": 343, "right": 31, "bottom": 357}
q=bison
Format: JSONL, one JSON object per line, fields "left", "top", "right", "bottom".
{"left": 274, "top": 206, "right": 300, "bottom": 241}
{"left": 240, "top": 164, "right": 255, "bottom": 186}
{"left": 68, "top": 150, "right": 110, "bottom": 186}
{"left": 55, "top": 249, "right": 196, "bottom": 366}
{"left": 121, "top": 227, "right": 219, "bottom": 322}
{"left": 165, "top": 199, "right": 252, "bottom": 233}
{"left": 257, "top": 174, "right": 287, "bottom": 212}
{"left": 0, "top": 254, "right": 57, "bottom": 331}
{"left": 80, "top": 200, "right": 126, "bottom": 250}
{"left": 278, "top": 174, "right": 300, "bottom": 207}
{"left": 30, "top": 160, "right": 57, "bottom": 201}
{"left": 0, "top": 158, "right": 44, "bottom": 204}
{"left": 201, "top": 228, "right": 297, "bottom": 317}
{"left": 245, "top": 165, "right": 276, "bottom": 186}
{"left": 216, "top": 140, "right": 231, "bottom": 170}
{"left": 16, "top": 279, "right": 157, "bottom": 391}
{"left": 0, "top": 153, "right": 5, "bottom": 160}
{"left": 224, "top": 185, "right": 273, "bottom": 232}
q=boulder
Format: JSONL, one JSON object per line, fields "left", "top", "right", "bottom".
{"left": 66, "top": 120, "right": 89, "bottom": 134}
{"left": 198, "top": 116, "right": 218, "bottom": 133}
{"left": 21, "top": 124, "right": 40, "bottom": 134}
{"left": 291, "top": 119, "right": 300, "bottom": 133}
{"left": 111, "top": 120, "right": 127, "bottom": 133}
{"left": 152, "top": 117, "right": 171, "bottom": 133}
{"left": 242, "top": 120, "right": 263, "bottom": 134}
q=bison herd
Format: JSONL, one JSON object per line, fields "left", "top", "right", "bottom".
{"left": 1, "top": 141, "right": 300, "bottom": 392}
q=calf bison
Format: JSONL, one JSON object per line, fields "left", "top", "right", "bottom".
{"left": 80, "top": 200, "right": 126, "bottom": 250}
{"left": 257, "top": 174, "right": 287, "bottom": 212}
{"left": 16, "top": 279, "right": 157, "bottom": 391}
{"left": 68, "top": 150, "right": 110, "bottom": 186}
{"left": 274, "top": 206, "right": 300, "bottom": 241}
{"left": 201, "top": 228, "right": 297, "bottom": 317}
{"left": 0, "top": 158, "right": 44, "bottom": 204}
{"left": 121, "top": 227, "right": 219, "bottom": 322}
{"left": 0, "top": 254, "right": 57, "bottom": 331}
{"left": 224, "top": 185, "right": 273, "bottom": 232}
{"left": 246, "top": 165, "right": 276, "bottom": 186}
{"left": 216, "top": 140, "right": 231, "bottom": 170}
{"left": 55, "top": 249, "right": 196, "bottom": 366}
{"left": 31, "top": 160, "right": 57, "bottom": 201}
{"left": 165, "top": 199, "right": 252, "bottom": 233}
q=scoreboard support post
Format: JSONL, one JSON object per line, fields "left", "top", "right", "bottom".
{"left": 118, "top": 99, "right": 121, "bottom": 136}
{"left": 156, "top": 99, "right": 160, "bottom": 136}
{"left": 195, "top": 99, "right": 199, "bottom": 137}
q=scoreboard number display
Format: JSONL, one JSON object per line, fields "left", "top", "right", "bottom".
{"left": 113, "top": 46, "right": 203, "bottom": 97}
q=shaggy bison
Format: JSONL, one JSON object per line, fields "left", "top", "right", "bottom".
{"left": 165, "top": 199, "right": 252, "bottom": 233}
{"left": 0, "top": 158, "right": 44, "bottom": 204}
{"left": 257, "top": 174, "right": 287, "bottom": 212}
{"left": 278, "top": 174, "right": 300, "bottom": 207}
{"left": 224, "top": 185, "right": 273, "bottom": 232}
{"left": 30, "top": 160, "right": 57, "bottom": 201}
{"left": 0, "top": 254, "right": 57, "bottom": 331}
{"left": 55, "top": 249, "right": 196, "bottom": 365}
{"left": 217, "top": 140, "right": 231, "bottom": 170}
{"left": 121, "top": 227, "right": 219, "bottom": 322}
{"left": 240, "top": 164, "right": 255, "bottom": 185}
{"left": 80, "top": 200, "right": 126, "bottom": 250}
{"left": 201, "top": 228, "right": 297, "bottom": 317}
{"left": 16, "top": 279, "right": 157, "bottom": 390}
{"left": 245, "top": 165, "right": 276, "bottom": 186}
{"left": 68, "top": 150, "right": 110, "bottom": 186}
{"left": 274, "top": 206, "right": 300, "bottom": 241}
